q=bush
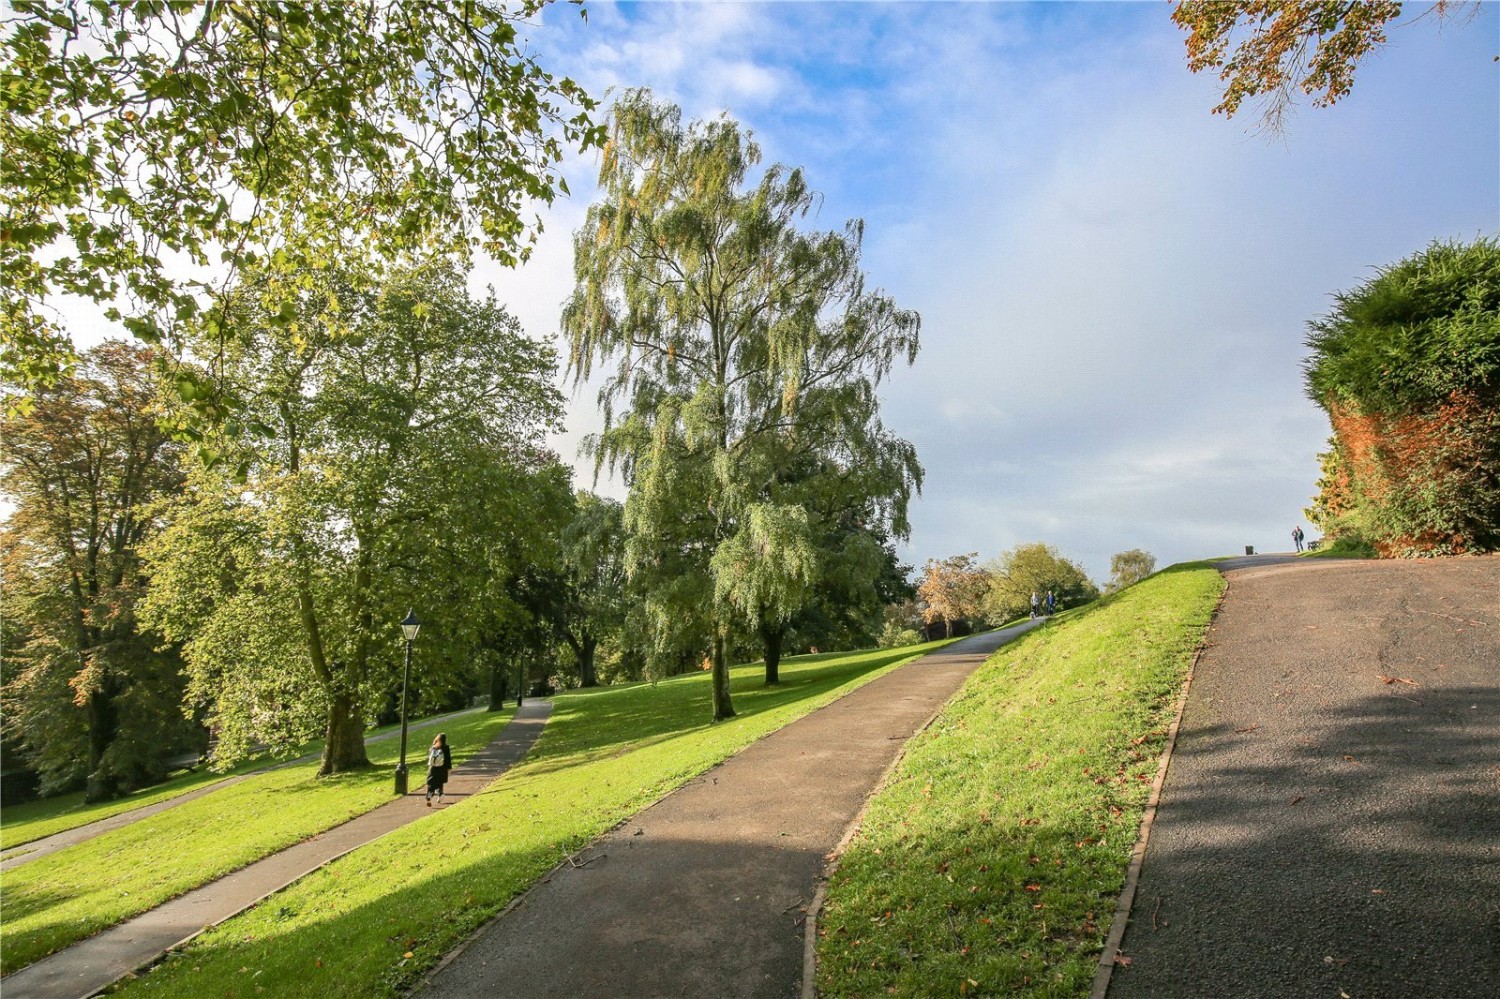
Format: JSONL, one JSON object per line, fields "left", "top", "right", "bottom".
{"left": 1304, "top": 238, "right": 1500, "bottom": 555}
{"left": 878, "top": 622, "right": 923, "bottom": 649}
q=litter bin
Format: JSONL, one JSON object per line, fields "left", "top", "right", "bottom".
{"left": 1244, "top": 545, "right": 1255, "bottom": 556}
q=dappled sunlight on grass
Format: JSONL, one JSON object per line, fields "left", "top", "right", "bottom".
{"left": 0, "top": 707, "right": 484, "bottom": 851}
{"left": 0, "top": 709, "right": 515, "bottom": 976}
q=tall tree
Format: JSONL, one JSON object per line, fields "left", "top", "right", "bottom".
{"left": 1, "top": 341, "right": 193, "bottom": 800}
{"left": 747, "top": 448, "right": 920, "bottom": 681}
{"left": 1171, "top": 1, "right": 1476, "bottom": 132}
{"left": 563, "top": 90, "right": 920, "bottom": 716}
{"left": 558, "top": 492, "right": 628, "bottom": 688}
{"left": 984, "top": 543, "right": 1098, "bottom": 622}
{"left": 141, "top": 263, "right": 564, "bottom": 774}
{"left": 2, "top": 0, "right": 599, "bottom": 405}
{"left": 918, "top": 553, "right": 988, "bottom": 639}
{"left": 1107, "top": 549, "right": 1158, "bottom": 592}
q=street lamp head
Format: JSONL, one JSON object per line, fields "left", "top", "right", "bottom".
{"left": 401, "top": 609, "right": 421, "bottom": 642}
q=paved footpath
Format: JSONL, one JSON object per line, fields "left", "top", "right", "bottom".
{"left": 422, "top": 622, "right": 1043, "bottom": 999}
{"left": 0, "top": 704, "right": 488, "bottom": 871}
{"left": 1109, "top": 554, "right": 1499, "bottom": 999}
{"left": 0, "top": 701, "right": 550, "bottom": 999}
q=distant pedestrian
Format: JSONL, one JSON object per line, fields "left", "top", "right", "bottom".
{"left": 1030, "top": 592, "right": 1040, "bottom": 619}
{"left": 1045, "top": 590, "right": 1056, "bottom": 616}
{"left": 425, "top": 733, "right": 452, "bottom": 806}
{"left": 1292, "top": 525, "right": 1305, "bottom": 552}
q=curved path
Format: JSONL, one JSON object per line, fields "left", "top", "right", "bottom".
{"left": 0, "top": 705, "right": 487, "bottom": 871}
{"left": 0, "top": 701, "right": 550, "bottom": 999}
{"left": 1106, "top": 554, "right": 1499, "bottom": 998}
{"left": 420, "top": 622, "right": 1044, "bottom": 999}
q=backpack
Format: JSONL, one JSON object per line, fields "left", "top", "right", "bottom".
{"left": 427, "top": 745, "right": 445, "bottom": 769}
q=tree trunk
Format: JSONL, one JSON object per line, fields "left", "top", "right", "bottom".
{"left": 760, "top": 620, "right": 783, "bottom": 685}
{"left": 319, "top": 690, "right": 369, "bottom": 775}
{"left": 580, "top": 635, "right": 599, "bottom": 688}
{"left": 489, "top": 658, "right": 508, "bottom": 711}
{"left": 83, "top": 679, "right": 119, "bottom": 803}
{"left": 711, "top": 628, "right": 736, "bottom": 720}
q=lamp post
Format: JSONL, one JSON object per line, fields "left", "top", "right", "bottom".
{"left": 394, "top": 609, "right": 421, "bottom": 796}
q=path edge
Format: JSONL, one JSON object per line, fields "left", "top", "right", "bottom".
{"left": 799, "top": 623, "right": 1042, "bottom": 999}
{"left": 1086, "top": 581, "right": 1228, "bottom": 999}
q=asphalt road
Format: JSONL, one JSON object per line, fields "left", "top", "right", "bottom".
{"left": 1110, "top": 554, "right": 1499, "bottom": 999}
{"left": 420, "top": 623, "right": 1044, "bottom": 999}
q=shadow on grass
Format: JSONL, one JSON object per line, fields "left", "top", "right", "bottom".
{"left": 113, "top": 641, "right": 952, "bottom": 999}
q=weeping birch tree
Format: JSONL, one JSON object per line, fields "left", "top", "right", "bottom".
{"left": 563, "top": 90, "right": 920, "bottom": 717}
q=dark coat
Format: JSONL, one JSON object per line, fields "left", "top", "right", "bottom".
{"left": 425, "top": 743, "right": 452, "bottom": 791}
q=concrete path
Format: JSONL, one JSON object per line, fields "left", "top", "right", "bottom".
{"left": 1108, "top": 554, "right": 1499, "bottom": 998}
{"left": 0, "top": 705, "right": 487, "bottom": 871}
{"left": 0, "top": 701, "right": 550, "bottom": 999}
{"left": 421, "top": 622, "right": 1044, "bottom": 999}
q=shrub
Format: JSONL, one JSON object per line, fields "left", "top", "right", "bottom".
{"left": 1304, "top": 238, "right": 1500, "bottom": 555}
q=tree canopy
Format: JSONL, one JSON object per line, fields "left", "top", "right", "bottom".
{"left": 141, "top": 263, "right": 566, "bottom": 773}
{"left": 1, "top": 0, "right": 599, "bottom": 405}
{"left": 1107, "top": 549, "right": 1157, "bottom": 593}
{"left": 1171, "top": 1, "right": 1474, "bottom": 131}
{"left": 1, "top": 341, "right": 193, "bottom": 799}
{"left": 558, "top": 491, "right": 629, "bottom": 688}
{"left": 563, "top": 89, "right": 921, "bottom": 713}
{"left": 918, "top": 553, "right": 988, "bottom": 638}
{"left": 983, "top": 543, "right": 1098, "bottom": 622}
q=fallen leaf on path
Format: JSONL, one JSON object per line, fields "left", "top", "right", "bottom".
{"left": 1343, "top": 755, "right": 1357, "bottom": 762}
{"left": 1115, "top": 954, "right": 1133, "bottom": 967}
{"left": 1371, "top": 889, "right": 1385, "bottom": 894}
{"left": 1234, "top": 723, "right": 1260, "bottom": 734}
{"left": 1377, "top": 674, "right": 1420, "bottom": 686}
{"left": 1289, "top": 795, "right": 1305, "bottom": 805}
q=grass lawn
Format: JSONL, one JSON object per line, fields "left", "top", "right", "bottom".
{"left": 0, "top": 708, "right": 514, "bottom": 976}
{"left": 0, "top": 707, "right": 484, "bottom": 853}
{"left": 815, "top": 563, "right": 1225, "bottom": 997}
{"left": 111, "top": 639, "right": 958, "bottom": 998}
{"left": 2, "top": 762, "right": 265, "bottom": 854}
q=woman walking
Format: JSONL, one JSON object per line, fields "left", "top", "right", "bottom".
{"left": 425, "top": 732, "right": 452, "bottom": 806}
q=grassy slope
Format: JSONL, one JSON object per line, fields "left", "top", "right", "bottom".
{"left": 0, "top": 707, "right": 482, "bottom": 851}
{"left": 114, "top": 640, "right": 957, "bottom": 998}
{"left": 0, "top": 708, "right": 514, "bottom": 975}
{"left": 816, "top": 564, "right": 1225, "bottom": 997}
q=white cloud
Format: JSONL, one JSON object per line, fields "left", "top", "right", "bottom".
{"left": 470, "top": 2, "right": 1499, "bottom": 579}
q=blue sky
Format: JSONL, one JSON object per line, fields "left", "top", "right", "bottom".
{"left": 479, "top": 1, "right": 1499, "bottom": 582}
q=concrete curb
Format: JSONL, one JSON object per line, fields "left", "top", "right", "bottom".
{"left": 800, "top": 619, "right": 1048, "bottom": 999}
{"left": 1087, "top": 583, "right": 1228, "bottom": 999}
